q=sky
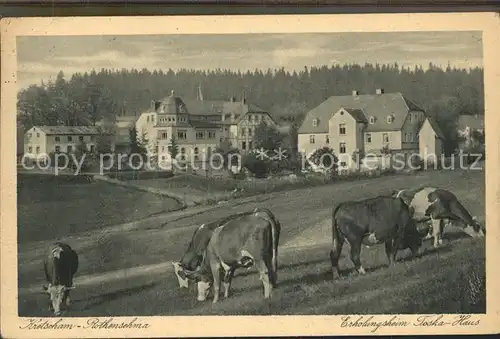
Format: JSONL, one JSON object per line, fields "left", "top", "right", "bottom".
{"left": 16, "top": 31, "right": 483, "bottom": 90}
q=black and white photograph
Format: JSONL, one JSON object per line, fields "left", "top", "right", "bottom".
{"left": 1, "top": 13, "right": 499, "bottom": 338}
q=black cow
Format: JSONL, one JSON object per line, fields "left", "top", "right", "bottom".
{"left": 42, "top": 242, "right": 79, "bottom": 315}
{"left": 183, "top": 208, "right": 281, "bottom": 303}
{"left": 330, "top": 196, "right": 423, "bottom": 280}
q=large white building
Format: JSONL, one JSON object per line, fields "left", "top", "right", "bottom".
{"left": 135, "top": 90, "right": 276, "bottom": 165}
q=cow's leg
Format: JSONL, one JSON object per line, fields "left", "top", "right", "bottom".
{"left": 349, "top": 240, "right": 365, "bottom": 275}
{"left": 223, "top": 267, "right": 235, "bottom": 299}
{"left": 257, "top": 259, "right": 272, "bottom": 299}
{"left": 211, "top": 262, "right": 222, "bottom": 304}
{"left": 431, "top": 218, "right": 443, "bottom": 248}
{"left": 330, "top": 229, "right": 345, "bottom": 280}
{"left": 384, "top": 240, "right": 396, "bottom": 266}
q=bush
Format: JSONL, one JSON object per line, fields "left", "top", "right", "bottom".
{"left": 106, "top": 170, "right": 174, "bottom": 180}
{"left": 308, "top": 147, "right": 339, "bottom": 172}
{"left": 242, "top": 153, "right": 272, "bottom": 178}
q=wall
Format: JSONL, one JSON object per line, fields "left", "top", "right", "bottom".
{"left": 327, "top": 108, "right": 360, "bottom": 167}
{"left": 298, "top": 132, "right": 329, "bottom": 158}
{"left": 419, "top": 118, "right": 442, "bottom": 160}
{"left": 401, "top": 110, "right": 425, "bottom": 150}
{"left": 364, "top": 131, "right": 402, "bottom": 153}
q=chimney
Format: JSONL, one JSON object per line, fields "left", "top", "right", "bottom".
{"left": 170, "top": 89, "right": 175, "bottom": 96}
{"left": 376, "top": 88, "right": 384, "bottom": 95}
{"left": 352, "top": 90, "right": 359, "bottom": 96}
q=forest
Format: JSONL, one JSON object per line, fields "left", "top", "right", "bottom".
{"left": 17, "top": 63, "right": 484, "bottom": 152}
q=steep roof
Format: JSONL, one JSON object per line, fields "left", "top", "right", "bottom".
{"left": 457, "top": 114, "right": 484, "bottom": 130}
{"left": 343, "top": 108, "right": 368, "bottom": 123}
{"left": 298, "top": 92, "right": 424, "bottom": 134}
{"left": 420, "top": 112, "right": 446, "bottom": 140}
{"left": 35, "top": 126, "right": 103, "bottom": 135}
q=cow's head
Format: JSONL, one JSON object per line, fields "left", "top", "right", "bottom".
{"left": 43, "top": 284, "right": 74, "bottom": 315}
{"left": 172, "top": 261, "right": 190, "bottom": 289}
{"left": 463, "top": 217, "right": 485, "bottom": 238}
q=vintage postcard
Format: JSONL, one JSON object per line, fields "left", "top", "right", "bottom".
{"left": 1, "top": 12, "right": 499, "bottom": 338}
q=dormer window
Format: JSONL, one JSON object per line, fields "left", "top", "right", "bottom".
{"left": 386, "top": 115, "right": 394, "bottom": 124}
{"left": 369, "top": 116, "right": 376, "bottom": 124}
{"left": 312, "top": 118, "right": 319, "bottom": 127}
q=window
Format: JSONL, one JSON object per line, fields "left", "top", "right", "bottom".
{"left": 366, "top": 133, "right": 372, "bottom": 143}
{"left": 339, "top": 142, "right": 346, "bottom": 154}
{"left": 147, "top": 116, "right": 150, "bottom": 122}
{"left": 208, "top": 131, "right": 216, "bottom": 139}
{"left": 55, "top": 136, "right": 60, "bottom": 142}
{"left": 28, "top": 146, "right": 32, "bottom": 153}
{"left": 161, "top": 131, "right": 168, "bottom": 139}
{"left": 180, "top": 147, "right": 186, "bottom": 154}
{"left": 67, "top": 136, "right": 72, "bottom": 142}
{"left": 310, "top": 135, "right": 315, "bottom": 144}
{"left": 196, "top": 131, "right": 205, "bottom": 139}
{"left": 326, "top": 135, "right": 330, "bottom": 144}
{"left": 152, "top": 116, "right": 155, "bottom": 123}
{"left": 249, "top": 141, "right": 253, "bottom": 149}
{"left": 248, "top": 128, "right": 253, "bottom": 137}
{"left": 27, "top": 133, "right": 32, "bottom": 138}
{"left": 340, "top": 161, "right": 347, "bottom": 167}
{"left": 383, "top": 133, "right": 389, "bottom": 143}
{"left": 194, "top": 147, "right": 199, "bottom": 155}
{"left": 36, "top": 133, "right": 40, "bottom": 138}
{"left": 387, "top": 115, "right": 394, "bottom": 124}
{"left": 408, "top": 133, "right": 413, "bottom": 142}
{"left": 161, "top": 146, "right": 165, "bottom": 152}
{"left": 369, "top": 116, "right": 375, "bottom": 124}
{"left": 312, "top": 118, "right": 318, "bottom": 127}
{"left": 248, "top": 115, "right": 252, "bottom": 122}
{"left": 91, "top": 136, "right": 95, "bottom": 141}
{"left": 242, "top": 141, "right": 247, "bottom": 150}
{"left": 90, "top": 145, "right": 95, "bottom": 153}
{"left": 55, "top": 146, "right": 61, "bottom": 153}
{"left": 240, "top": 128, "right": 246, "bottom": 137}
{"left": 36, "top": 146, "right": 40, "bottom": 154}
{"left": 79, "top": 136, "right": 84, "bottom": 142}
{"left": 339, "top": 123, "right": 346, "bottom": 135}
{"left": 67, "top": 145, "right": 72, "bottom": 153}
{"left": 408, "top": 113, "right": 412, "bottom": 122}
{"left": 177, "top": 130, "right": 187, "bottom": 140}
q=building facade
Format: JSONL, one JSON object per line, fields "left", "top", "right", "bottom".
{"left": 23, "top": 126, "right": 111, "bottom": 159}
{"left": 135, "top": 90, "right": 276, "bottom": 165}
{"left": 298, "top": 89, "right": 445, "bottom": 169}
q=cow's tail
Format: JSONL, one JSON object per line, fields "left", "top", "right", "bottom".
{"left": 254, "top": 208, "right": 280, "bottom": 287}
{"left": 330, "top": 204, "right": 343, "bottom": 279}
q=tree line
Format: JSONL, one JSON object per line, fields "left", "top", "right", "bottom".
{"left": 17, "top": 63, "right": 484, "bottom": 153}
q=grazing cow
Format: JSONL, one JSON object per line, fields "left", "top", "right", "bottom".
{"left": 42, "top": 242, "right": 79, "bottom": 315}
{"left": 172, "top": 210, "right": 261, "bottom": 289}
{"left": 186, "top": 208, "right": 281, "bottom": 303}
{"left": 393, "top": 187, "right": 485, "bottom": 248}
{"left": 330, "top": 196, "right": 423, "bottom": 280}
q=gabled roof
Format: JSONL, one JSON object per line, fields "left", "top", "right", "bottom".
{"left": 298, "top": 92, "right": 424, "bottom": 134}
{"left": 420, "top": 113, "right": 446, "bottom": 140}
{"left": 343, "top": 108, "right": 368, "bottom": 123}
{"left": 34, "top": 126, "right": 103, "bottom": 135}
{"left": 457, "top": 114, "right": 484, "bottom": 130}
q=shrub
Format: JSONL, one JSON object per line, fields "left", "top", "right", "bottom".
{"left": 242, "top": 152, "right": 272, "bottom": 178}
{"left": 308, "top": 147, "right": 339, "bottom": 172}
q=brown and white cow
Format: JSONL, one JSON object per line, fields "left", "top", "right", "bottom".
{"left": 184, "top": 208, "right": 281, "bottom": 303}
{"left": 42, "top": 242, "right": 79, "bottom": 315}
{"left": 393, "top": 187, "right": 485, "bottom": 248}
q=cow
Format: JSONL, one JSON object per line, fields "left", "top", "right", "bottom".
{"left": 393, "top": 187, "right": 485, "bottom": 248}
{"left": 330, "top": 196, "right": 423, "bottom": 280}
{"left": 172, "top": 210, "right": 260, "bottom": 289}
{"left": 184, "top": 208, "right": 281, "bottom": 303}
{"left": 42, "top": 242, "right": 79, "bottom": 315}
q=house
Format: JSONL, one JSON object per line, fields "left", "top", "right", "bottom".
{"left": 96, "top": 115, "right": 137, "bottom": 153}
{"left": 456, "top": 114, "right": 485, "bottom": 149}
{"left": 297, "top": 89, "right": 445, "bottom": 169}
{"left": 135, "top": 88, "right": 276, "bottom": 166}
{"left": 23, "top": 126, "right": 113, "bottom": 159}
